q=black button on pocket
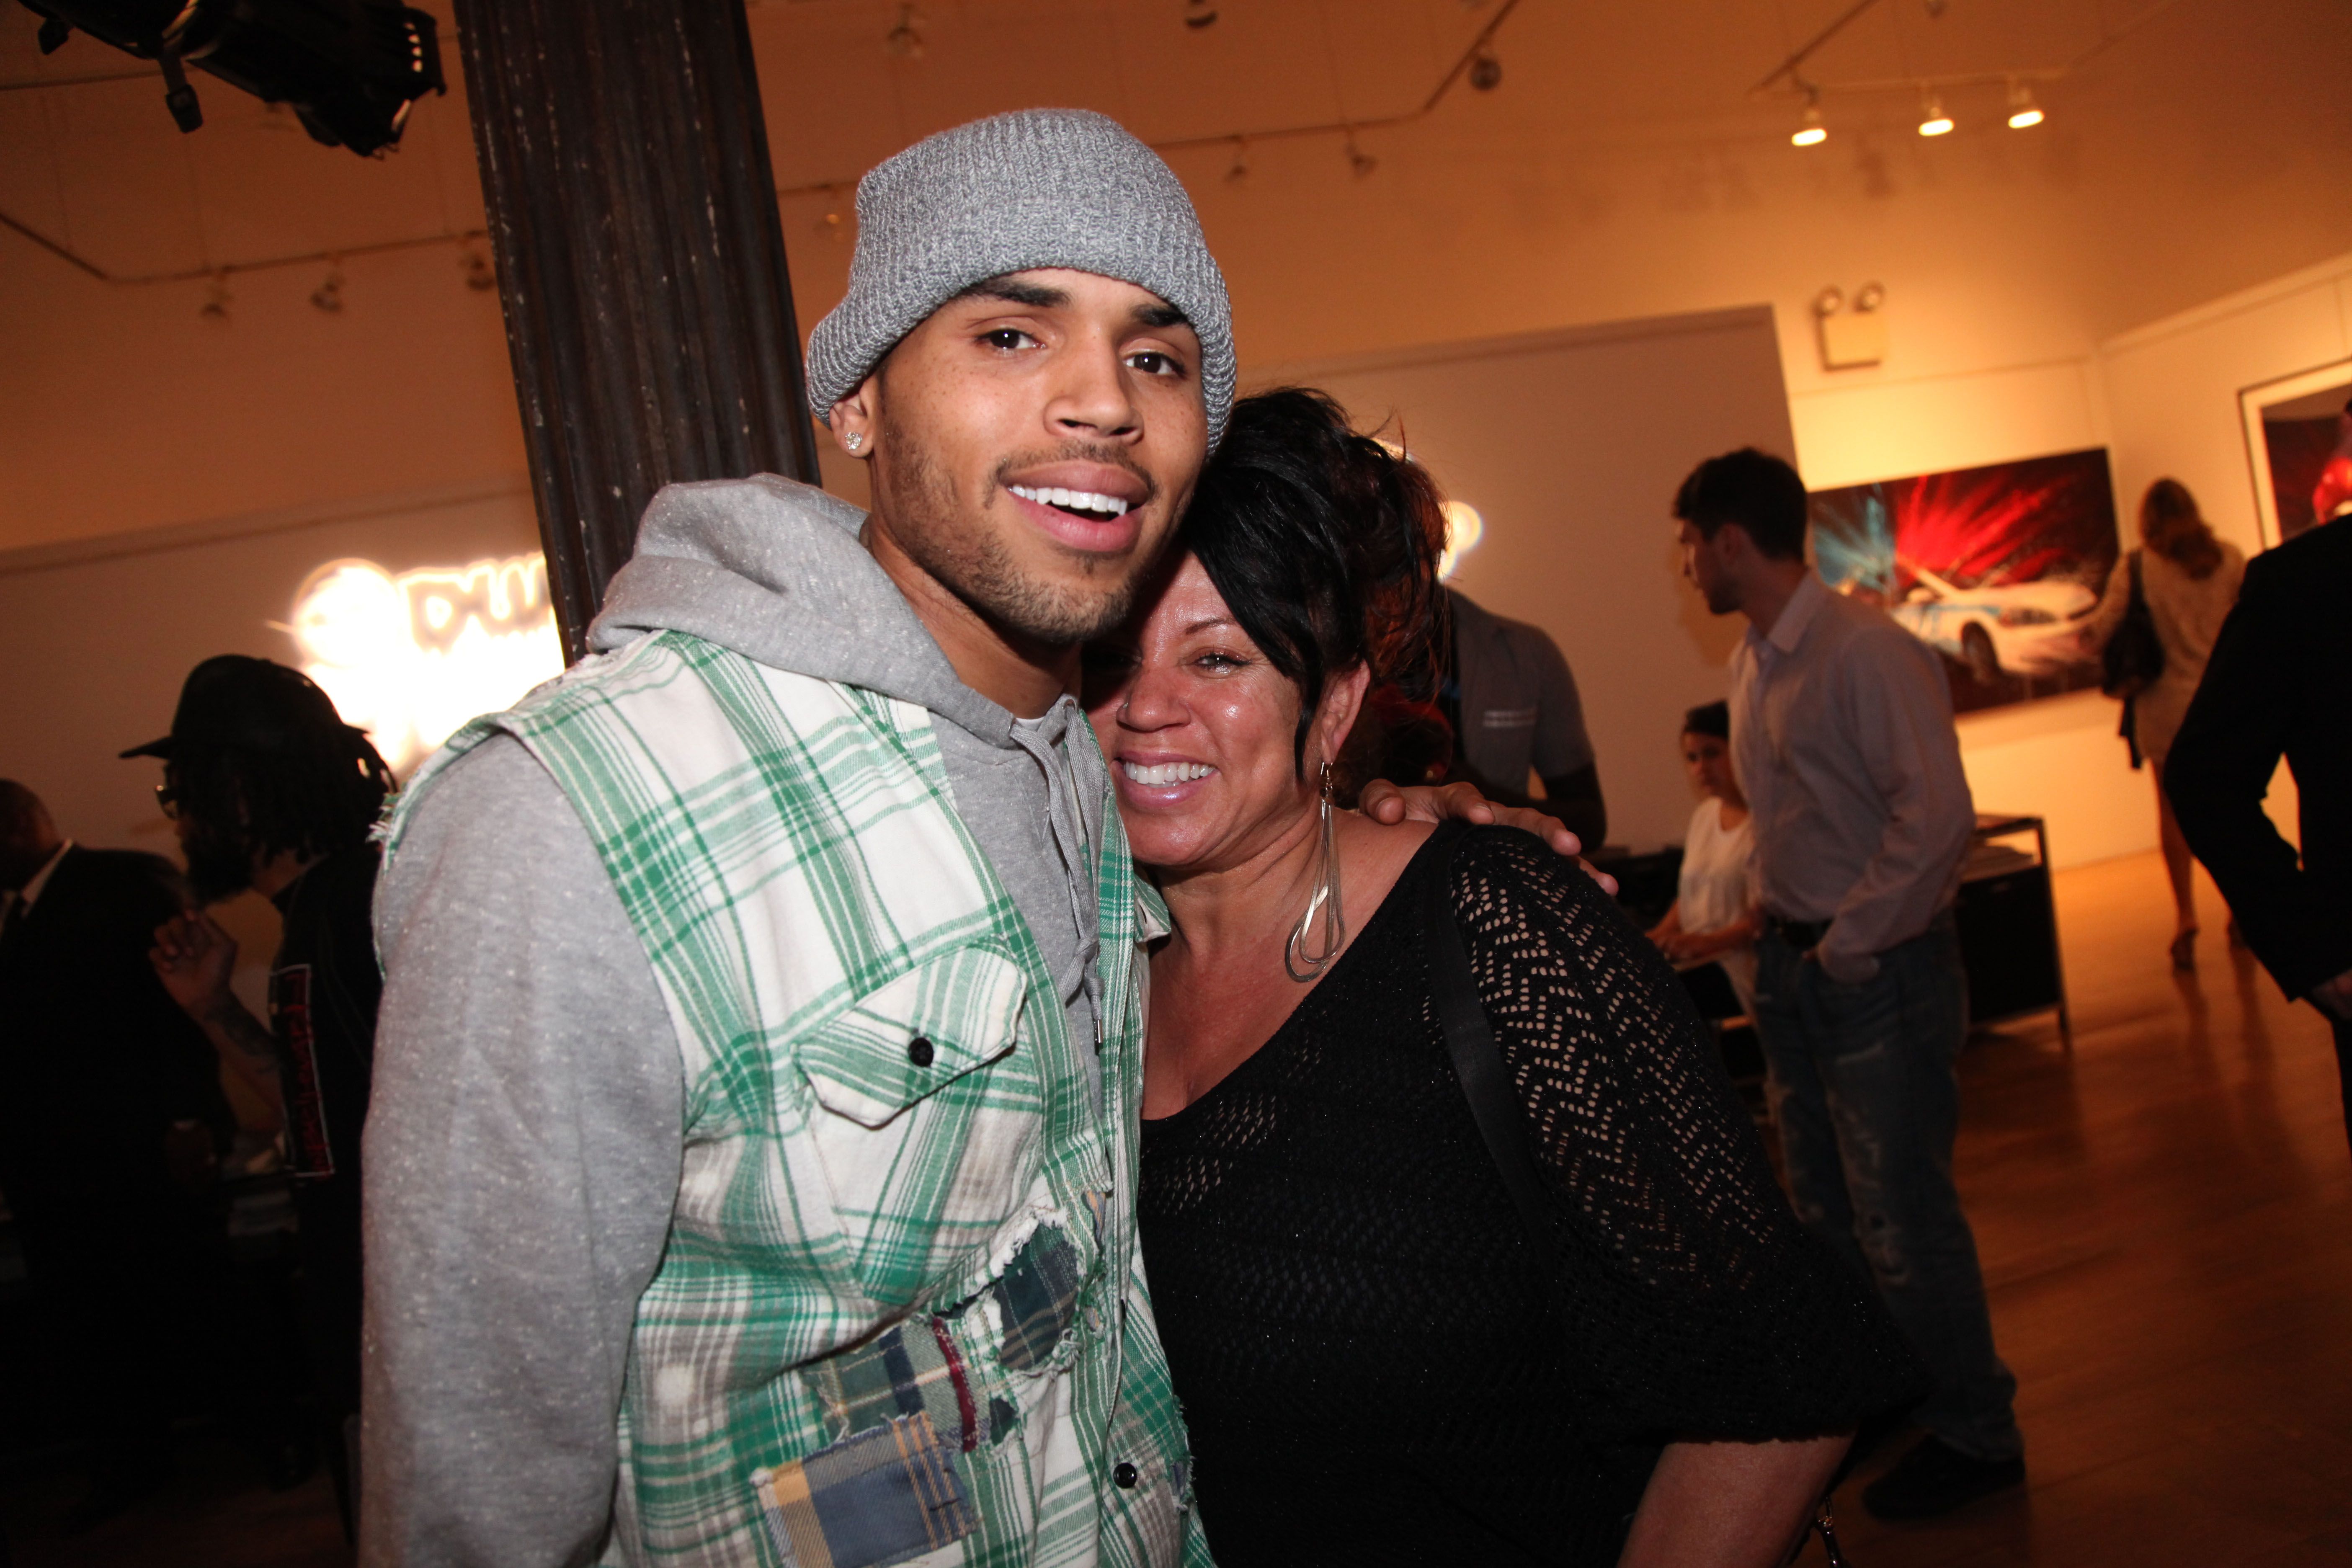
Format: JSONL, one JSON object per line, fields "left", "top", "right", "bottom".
{"left": 1113, "top": 1461, "right": 1139, "bottom": 1490}
{"left": 907, "top": 1035, "right": 935, "bottom": 1068}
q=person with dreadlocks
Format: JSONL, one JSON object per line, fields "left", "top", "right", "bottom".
{"left": 133, "top": 654, "right": 394, "bottom": 1542}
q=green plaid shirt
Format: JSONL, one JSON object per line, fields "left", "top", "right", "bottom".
{"left": 386, "top": 630, "right": 1206, "bottom": 1568}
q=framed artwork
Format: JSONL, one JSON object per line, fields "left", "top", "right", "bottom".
{"left": 2239, "top": 359, "right": 2352, "bottom": 548}
{"left": 1808, "top": 448, "right": 2120, "bottom": 715}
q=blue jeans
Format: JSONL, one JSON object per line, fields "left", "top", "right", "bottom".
{"left": 1752, "top": 921, "right": 2024, "bottom": 1463}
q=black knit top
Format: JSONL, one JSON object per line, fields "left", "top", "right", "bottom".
{"left": 1138, "top": 825, "right": 1923, "bottom": 1566}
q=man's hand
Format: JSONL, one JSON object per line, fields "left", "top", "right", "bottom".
{"left": 152, "top": 910, "right": 240, "bottom": 1024}
{"left": 2311, "top": 966, "right": 2352, "bottom": 1022}
{"left": 1357, "top": 778, "right": 1619, "bottom": 895}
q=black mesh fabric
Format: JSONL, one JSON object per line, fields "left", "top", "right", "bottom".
{"left": 1139, "top": 825, "right": 1922, "bottom": 1566}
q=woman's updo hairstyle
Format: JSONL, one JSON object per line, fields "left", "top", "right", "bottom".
{"left": 1180, "top": 387, "right": 1449, "bottom": 775}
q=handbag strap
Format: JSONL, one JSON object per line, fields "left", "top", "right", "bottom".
{"left": 1421, "top": 823, "right": 1556, "bottom": 1258}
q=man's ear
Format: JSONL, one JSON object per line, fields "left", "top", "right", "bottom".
{"left": 828, "top": 373, "right": 882, "bottom": 460}
{"left": 1312, "top": 664, "right": 1374, "bottom": 774}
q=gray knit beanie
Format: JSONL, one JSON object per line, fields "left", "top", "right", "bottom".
{"left": 804, "top": 108, "right": 1235, "bottom": 448}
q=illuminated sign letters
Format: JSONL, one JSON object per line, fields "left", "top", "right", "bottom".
{"left": 289, "top": 553, "right": 563, "bottom": 772}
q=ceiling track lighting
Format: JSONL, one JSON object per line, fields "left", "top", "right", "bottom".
{"left": 1917, "top": 89, "right": 1953, "bottom": 137}
{"left": 1224, "top": 138, "right": 1249, "bottom": 183}
{"left": 885, "top": 4, "right": 925, "bottom": 59}
{"left": 200, "top": 271, "right": 232, "bottom": 323}
{"left": 1182, "top": 0, "right": 1218, "bottom": 28}
{"left": 310, "top": 261, "right": 346, "bottom": 313}
{"left": 1468, "top": 49, "right": 1502, "bottom": 91}
{"left": 1344, "top": 132, "right": 1377, "bottom": 178}
{"left": 1791, "top": 88, "right": 1827, "bottom": 147}
{"left": 460, "top": 244, "right": 495, "bottom": 291}
{"left": 2006, "top": 79, "right": 2045, "bottom": 129}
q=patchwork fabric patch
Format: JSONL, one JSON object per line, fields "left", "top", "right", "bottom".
{"left": 990, "top": 1222, "right": 1088, "bottom": 1372}
{"left": 752, "top": 1412, "right": 975, "bottom": 1568}
{"left": 806, "top": 1318, "right": 988, "bottom": 1453}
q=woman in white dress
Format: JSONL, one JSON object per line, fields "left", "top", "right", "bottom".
{"left": 2087, "top": 479, "right": 2247, "bottom": 970}
{"left": 1646, "top": 701, "right": 1760, "bottom": 1019}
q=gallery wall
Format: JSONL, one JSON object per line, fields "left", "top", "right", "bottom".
{"left": 3, "top": 0, "right": 2348, "bottom": 872}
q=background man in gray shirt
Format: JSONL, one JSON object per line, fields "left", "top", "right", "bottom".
{"left": 1673, "top": 448, "right": 2024, "bottom": 1522}
{"left": 1440, "top": 586, "right": 1607, "bottom": 849}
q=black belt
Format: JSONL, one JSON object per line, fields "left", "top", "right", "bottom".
{"left": 1764, "top": 915, "right": 1833, "bottom": 952}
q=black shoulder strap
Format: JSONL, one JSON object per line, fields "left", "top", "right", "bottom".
{"left": 1421, "top": 823, "right": 1557, "bottom": 1259}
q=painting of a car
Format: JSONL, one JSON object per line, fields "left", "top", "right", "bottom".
{"left": 1809, "top": 449, "right": 2120, "bottom": 714}
{"left": 1886, "top": 565, "right": 2099, "bottom": 682}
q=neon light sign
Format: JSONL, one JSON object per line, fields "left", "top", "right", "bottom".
{"left": 288, "top": 553, "right": 563, "bottom": 772}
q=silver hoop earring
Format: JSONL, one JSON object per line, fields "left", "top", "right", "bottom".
{"left": 1285, "top": 763, "right": 1345, "bottom": 982}
{"left": 844, "top": 431, "right": 866, "bottom": 452}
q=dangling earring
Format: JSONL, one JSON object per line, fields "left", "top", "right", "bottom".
{"left": 1286, "top": 763, "right": 1345, "bottom": 982}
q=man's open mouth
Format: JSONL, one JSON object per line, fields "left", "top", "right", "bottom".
{"left": 1008, "top": 484, "right": 1131, "bottom": 521}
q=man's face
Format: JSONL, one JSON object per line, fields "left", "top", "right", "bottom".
{"left": 846, "top": 268, "right": 1209, "bottom": 647}
{"left": 1676, "top": 518, "right": 1743, "bottom": 616}
{"left": 166, "top": 767, "right": 254, "bottom": 904}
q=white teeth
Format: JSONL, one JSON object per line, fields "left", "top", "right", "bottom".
{"left": 1122, "top": 760, "right": 1215, "bottom": 787}
{"left": 1010, "top": 484, "right": 1130, "bottom": 518}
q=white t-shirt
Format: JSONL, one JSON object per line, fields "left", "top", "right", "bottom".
{"left": 1678, "top": 796, "right": 1757, "bottom": 1019}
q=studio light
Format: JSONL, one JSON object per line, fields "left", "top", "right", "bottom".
{"left": 19, "top": 0, "right": 444, "bottom": 155}
{"left": 1792, "top": 94, "right": 1827, "bottom": 147}
{"left": 2006, "top": 81, "right": 2045, "bottom": 129}
{"left": 1917, "top": 91, "right": 1954, "bottom": 137}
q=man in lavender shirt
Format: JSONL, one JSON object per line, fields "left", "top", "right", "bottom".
{"left": 1673, "top": 448, "right": 2024, "bottom": 1521}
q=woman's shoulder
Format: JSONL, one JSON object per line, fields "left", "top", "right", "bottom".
{"left": 1441, "top": 822, "right": 1614, "bottom": 925}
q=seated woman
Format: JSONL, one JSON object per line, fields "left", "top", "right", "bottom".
{"left": 1647, "top": 700, "right": 1761, "bottom": 1022}
{"left": 1086, "top": 389, "right": 1921, "bottom": 1568}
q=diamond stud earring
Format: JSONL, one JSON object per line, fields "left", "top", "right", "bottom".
{"left": 844, "top": 431, "right": 866, "bottom": 453}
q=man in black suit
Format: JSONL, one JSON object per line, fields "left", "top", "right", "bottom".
{"left": 2165, "top": 512, "right": 2352, "bottom": 1153}
{"left": 0, "top": 779, "right": 234, "bottom": 1525}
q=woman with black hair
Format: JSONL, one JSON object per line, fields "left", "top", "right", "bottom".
{"left": 1085, "top": 389, "right": 1922, "bottom": 1566}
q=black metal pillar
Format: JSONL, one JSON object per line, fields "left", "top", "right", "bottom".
{"left": 453, "top": 0, "right": 819, "bottom": 662}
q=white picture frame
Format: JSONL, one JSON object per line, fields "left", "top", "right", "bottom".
{"left": 2239, "top": 357, "right": 2352, "bottom": 549}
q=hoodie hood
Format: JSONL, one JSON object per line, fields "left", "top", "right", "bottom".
{"left": 588, "top": 475, "right": 1015, "bottom": 746}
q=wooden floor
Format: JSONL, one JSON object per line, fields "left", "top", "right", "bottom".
{"left": 5, "top": 848, "right": 2345, "bottom": 1565}
{"left": 1828, "top": 850, "right": 2352, "bottom": 1567}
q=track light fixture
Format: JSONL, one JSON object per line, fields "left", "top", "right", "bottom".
{"left": 310, "top": 263, "right": 345, "bottom": 313}
{"left": 200, "top": 271, "right": 232, "bottom": 323}
{"left": 885, "top": 4, "right": 924, "bottom": 58}
{"left": 460, "top": 244, "right": 495, "bottom": 291}
{"left": 1917, "top": 90, "right": 1953, "bottom": 137}
{"left": 1345, "top": 132, "right": 1377, "bottom": 177}
{"left": 1224, "top": 138, "right": 1249, "bottom": 183}
{"left": 1469, "top": 50, "right": 1502, "bottom": 91}
{"left": 2006, "top": 80, "right": 2045, "bottom": 129}
{"left": 1792, "top": 91, "right": 1827, "bottom": 147}
{"left": 1183, "top": 0, "right": 1217, "bottom": 28}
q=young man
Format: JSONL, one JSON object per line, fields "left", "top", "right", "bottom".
{"left": 363, "top": 110, "right": 1558, "bottom": 1567}
{"left": 136, "top": 653, "right": 396, "bottom": 1537}
{"left": 1672, "top": 449, "right": 2025, "bottom": 1521}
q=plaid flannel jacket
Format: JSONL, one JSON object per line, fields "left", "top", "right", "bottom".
{"left": 384, "top": 630, "right": 1207, "bottom": 1568}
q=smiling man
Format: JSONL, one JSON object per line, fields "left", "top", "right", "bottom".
{"left": 362, "top": 111, "right": 1229, "bottom": 1567}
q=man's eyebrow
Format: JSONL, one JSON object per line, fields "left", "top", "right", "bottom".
{"left": 1134, "top": 302, "right": 1191, "bottom": 331}
{"left": 954, "top": 277, "right": 1068, "bottom": 309}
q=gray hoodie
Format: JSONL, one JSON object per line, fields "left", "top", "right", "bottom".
{"left": 361, "top": 477, "right": 1112, "bottom": 1566}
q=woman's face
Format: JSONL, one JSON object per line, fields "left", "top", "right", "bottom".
{"left": 1681, "top": 730, "right": 1737, "bottom": 802}
{"left": 1084, "top": 554, "right": 1361, "bottom": 874}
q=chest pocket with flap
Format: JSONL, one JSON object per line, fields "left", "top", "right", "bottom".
{"left": 795, "top": 946, "right": 1033, "bottom": 1130}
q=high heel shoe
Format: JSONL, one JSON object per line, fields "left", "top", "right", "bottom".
{"left": 2169, "top": 927, "right": 2198, "bottom": 972}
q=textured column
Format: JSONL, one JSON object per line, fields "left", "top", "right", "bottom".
{"left": 454, "top": 0, "right": 818, "bottom": 660}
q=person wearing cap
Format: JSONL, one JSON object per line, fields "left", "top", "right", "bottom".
{"left": 365, "top": 105, "right": 1565, "bottom": 1568}
{"left": 0, "top": 779, "right": 237, "bottom": 1527}
{"left": 136, "top": 653, "right": 397, "bottom": 1541}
